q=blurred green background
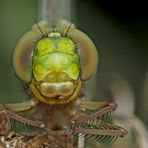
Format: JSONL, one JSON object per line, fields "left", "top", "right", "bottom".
{"left": 0, "top": 0, "right": 148, "bottom": 128}
{"left": 0, "top": 0, "right": 38, "bottom": 102}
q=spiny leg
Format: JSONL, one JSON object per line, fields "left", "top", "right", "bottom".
{"left": 74, "top": 121, "right": 127, "bottom": 143}
{"left": 74, "top": 123, "right": 127, "bottom": 137}
{"left": 0, "top": 103, "right": 45, "bottom": 137}
{"left": 71, "top": 101, "right": 127, "bottom": 143}
{"left": 72, "top": 102, "right": 117, "bottom": 123}
{"left": 2, "top": 105, "right": 45, "bottom": 129}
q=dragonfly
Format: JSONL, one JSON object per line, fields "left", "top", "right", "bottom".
{"left": 0, "top": 20, "right": 127, "bottom": 148}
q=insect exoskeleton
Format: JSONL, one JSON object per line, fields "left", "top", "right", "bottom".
{"left": 12, "top": 21, "right": 98, "bottom": 104}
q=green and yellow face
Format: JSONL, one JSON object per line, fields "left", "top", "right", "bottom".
{"left": 33, "top": 33, "right": 80, "bottom": 82}
{"left": 12, "top": 21, "right": 98, "bottom": 104}
{"left": 30, "top": 33, "right": 82, "bottom": 104}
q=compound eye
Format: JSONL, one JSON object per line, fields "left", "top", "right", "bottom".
{"left": 12, "top": 31, "right": 36, "bottom": 82}
{"left": 12, "top": 21, "right": 50, "bottom": 82}
{"left": 69, "top": 29, "right": 99, "bottom": 81}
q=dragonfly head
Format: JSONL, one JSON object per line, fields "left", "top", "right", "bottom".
{"left": 12, "top": 21, "right": 98, "bottom": 104}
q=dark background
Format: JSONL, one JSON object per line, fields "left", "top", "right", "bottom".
{"left": 0, "top": 0, "right": 148, "bottom": 125}
{"left": 76, "top": 0, "right": 148, "bottom": 125}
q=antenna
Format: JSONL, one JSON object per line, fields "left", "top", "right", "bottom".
{"left": 64, "top": 23, "right": 72, "bottom": 36}
{"left": 33, "top": 17, "right": 45, "bottom": 36}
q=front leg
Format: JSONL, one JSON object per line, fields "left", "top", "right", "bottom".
{"left": 0, "top": 99, "right": 38, "bottom": 112}
{"left": 71, "top": 101, "right": 127, "bottom": 143}
{"left": 74, "top": 101, "right": 117, "bottom": 122}
{"left": 0, "top": 103, "right": 45, "bottom": 138}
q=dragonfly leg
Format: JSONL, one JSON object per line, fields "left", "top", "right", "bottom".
{"left": 74, "top": 125, "right": 127, "bottom": 137}
{"left": 78, "top": 100, "right": 109, "bottom": 110}
{"left": 72, "top": 102, "right": 117, "bottom": 123}
{"left": 2, "top": 105, "right": 45, "bottom": 129}
{"left": 70, "top": 101, "right": 127, "bottom": 144}
{"left": 0, "top": 105, "right": 45, "bottom": 138}
{"left": 0, "top": 99, "right": 38, "bottom": 112}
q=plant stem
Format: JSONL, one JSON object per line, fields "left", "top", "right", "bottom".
{"left": 38, "top": 0, "right": 74, "bottom": 25}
